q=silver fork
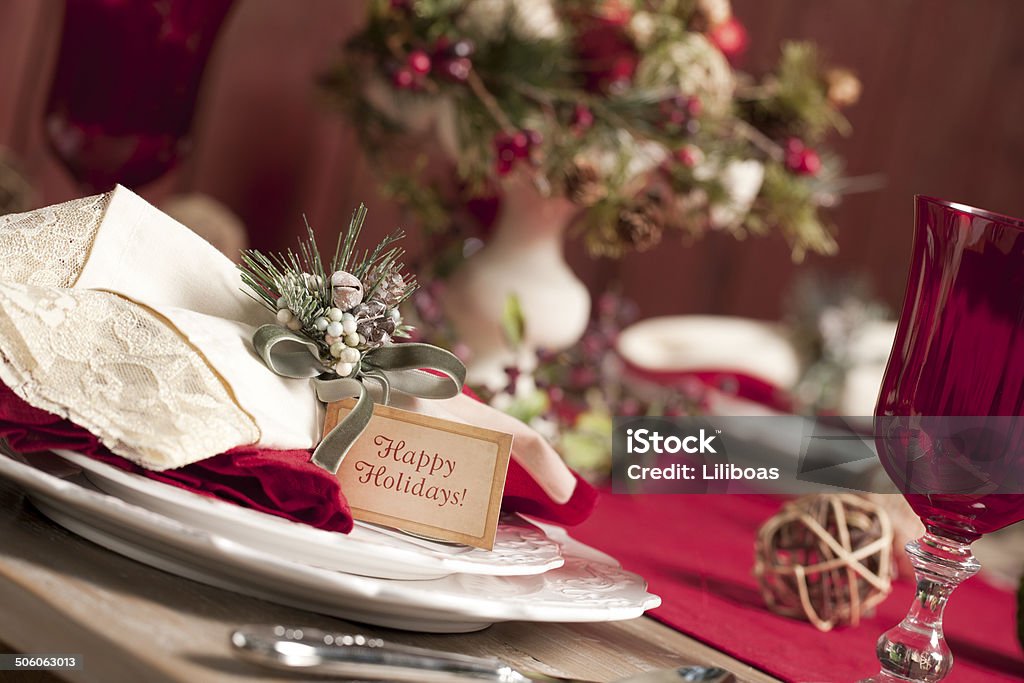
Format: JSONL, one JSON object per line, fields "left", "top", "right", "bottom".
{"left": 231, "top": 624, "right": 735, "bottom": 683}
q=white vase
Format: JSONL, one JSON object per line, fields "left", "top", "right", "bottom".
{"left": 442, "top": 176, "right": 591, "bottom": 388}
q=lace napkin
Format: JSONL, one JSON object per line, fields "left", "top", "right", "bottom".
{"left": 0, "top": 187, "right": 580, "bottom": 505}
{"left": 0, "top": 187, "right": 317, "bottom": 469}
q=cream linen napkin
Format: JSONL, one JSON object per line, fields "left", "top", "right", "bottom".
{"left": 0, "top": 187, "right": 576, "bottom": 503}
{"left": 0, "top": 186, "right": 318, "bottom": 469}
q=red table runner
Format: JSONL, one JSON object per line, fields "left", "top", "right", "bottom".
{"left": 572, "top": 492, "right": 1024, "bottom": 682}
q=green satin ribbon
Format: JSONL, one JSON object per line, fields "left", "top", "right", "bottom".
{"left": 252, "top": 324, "right": 466, "bottom": 473}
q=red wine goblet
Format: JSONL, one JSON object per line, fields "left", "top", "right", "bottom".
{"left": 863, "top": 196, "right": 1024, "bottom": 681}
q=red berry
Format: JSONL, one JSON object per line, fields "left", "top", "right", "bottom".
{"left": 391, "top": 67, "right": 415, "bottom": 89}
{"left": 786, "top": 146, "right": 822, "bottom": 176}
{"left": 710, "top": 17, "right": 749, "bottom": 61}
{"left": 571, "top": 104, "right": 594, "bottom": 132}
{"left": 511, "top": 132, "right": 531, "bottom": 157}
{"left": 785, "top": 137, "right": 805, "bottom": 153}
{"left": 493, "top": 133, "right": 518, "bottom": 173}
{"left": 674, "top": 146, "right": 701, "bottom": 167}
{"left": 686, "top": 96, "right": 702, "bottom": 117}
{"left": 493, "top": 129, "right": 539, "bottom": 174}
{"left": 440, "top": 56, "right": 472, "bottom": 82}
{"left": 407, "top": 49, "right": 432, "bottom": 76}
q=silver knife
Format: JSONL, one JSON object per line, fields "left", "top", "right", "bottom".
{"left": 230, "top": 624, "right": 734, "bottom": 683}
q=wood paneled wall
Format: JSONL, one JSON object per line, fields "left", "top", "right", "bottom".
{"left": 2, "top": 0, "right": 1023, "bottom": 320}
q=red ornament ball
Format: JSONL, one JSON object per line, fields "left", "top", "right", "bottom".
{"left": 710, "top": 17, "right": 749, "bottom": 61}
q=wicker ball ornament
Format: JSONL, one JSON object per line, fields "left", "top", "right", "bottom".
{"left": 755, "top": 494, "right": 893, "bottom": 631}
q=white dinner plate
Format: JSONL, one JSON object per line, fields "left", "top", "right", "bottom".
{"left": 52, "top": 451, "right": 563, "bottom": 580}
{"left": 0, "top": 453, "right": 660, "bottom": 633}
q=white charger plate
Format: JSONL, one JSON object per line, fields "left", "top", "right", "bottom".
{"left": 0, "top": 453, "right": 660, "bottom": 633}
{"left": 52, "top": 451, "right": 562, "bottom": 580}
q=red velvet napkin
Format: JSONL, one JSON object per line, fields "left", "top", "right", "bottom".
{"left": 0, "top": 382, "right": 596, "bottom": 532}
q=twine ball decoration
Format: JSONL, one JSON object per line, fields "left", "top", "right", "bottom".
{"left": 754, "top": 494, "right": 893, "bottom": 631}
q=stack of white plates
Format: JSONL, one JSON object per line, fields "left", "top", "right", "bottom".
{"left": 0, "top": 451, "right": 659, "bottom": 633}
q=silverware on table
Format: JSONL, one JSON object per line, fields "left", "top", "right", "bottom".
{"left": 230, "top": 624, "right": 734, "bottom": 683}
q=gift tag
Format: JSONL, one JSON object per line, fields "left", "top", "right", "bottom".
{"left": 323, "top": 399, "right": 514, "bottom": 550}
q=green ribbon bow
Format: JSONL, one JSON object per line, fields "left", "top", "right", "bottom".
{"left": 252, "top": 325, "right": 466, "bottom": 473}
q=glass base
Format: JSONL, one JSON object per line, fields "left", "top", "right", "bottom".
{"left": 859, "top": 672, "right": 931, "bottom": 683}
{"left": 861, "top": 531, "right": 980, "bottom": 682}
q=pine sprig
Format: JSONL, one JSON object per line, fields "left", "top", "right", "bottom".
{"left": 237, "top": 205, "right": 418, "bottom": 376}
{"left": 334, "top": 203, "right": 368, "bottom": 273}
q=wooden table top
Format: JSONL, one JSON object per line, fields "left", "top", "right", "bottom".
{"left": 0, "top": 480, "right": 780, "bottom": 683}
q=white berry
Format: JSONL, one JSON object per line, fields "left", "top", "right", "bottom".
{"left": 314, "top": 317, "right": 329, "bottom": 331}
{"left": 324, "top": 334, "right": 338, "bottom": 345}
{"left": 326, "top": 321, "right": 344, "bottom": 338}
{"left": 335, "top": 362, "right": 354, "bottom": 377}
{"left": 276, "top": 308, "right": 294, "bottom": 324}
{"left": 341, "top": 318, "right": 357, "bottom": 335}
{"left": 286, "top": 318, "right": 302, "bottom": 331}
{"left": 344, "top": 332, "right": 360, "bottom": 347}
{"left": 340, "top": 347, "right": 360, "bottom": 364}
{"left": 276, "top": 297, "right": 289, "bottom": 310}
{"left": 327, "top": 308, "right": 344, "bottom": 322}
{"left": 330, "top": 341, "right": 346, "bottom": 358}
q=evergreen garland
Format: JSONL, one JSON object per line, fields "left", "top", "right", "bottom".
{"left": 325, "top": 0, "right": 863, "bottom": 261}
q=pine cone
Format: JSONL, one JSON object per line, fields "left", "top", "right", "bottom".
{"left": 357, "top": 318, "right": 395, "bottom": 346}
{"left": 564, "top": 160, "right": 607, "bottom": 206}
{"left": 616, "top": 204, "right": 663, "bottom": 252}
{"left": 352, "top": 299, "right": 387, "bottom": 321}
{"left": 353, "top": 299, "right": 393, "bottom": 346}
{"left": 369, "top": 266, "right": 408, "bottom": 307}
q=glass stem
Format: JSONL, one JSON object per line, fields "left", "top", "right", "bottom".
{"left": 872, "top": 531, "right": 980, "bottom": 682}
